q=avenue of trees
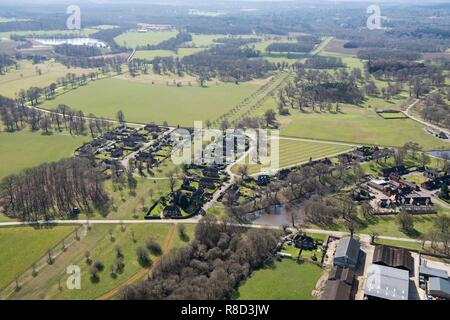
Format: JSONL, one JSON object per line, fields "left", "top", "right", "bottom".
{"left": 0, "top": 94, "right": 113, "bottom": 136}
{"left": 0, "top": 157, "right": 109, "bottom": 221}
{"left": 120, "top": 216, "right": 279, "bottom": 300}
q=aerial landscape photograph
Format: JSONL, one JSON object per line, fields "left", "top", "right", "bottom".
{"left": 0, "top": 0, "right": 449, "bottom": 311}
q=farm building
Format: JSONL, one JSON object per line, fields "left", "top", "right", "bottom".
{"left": 328, "top": 266, "right": 355, "bottom": 286}
{"left": 419, "top": 264, "right": 449, "bottom": 284}
{"left": 364, "top": 264, "right": 409, "bottom": 300}
{"left": 321, "top": 280, "right": 352, "bottom": 301}
{"left": 372, "top": 245, "right": 414, "bottom": 273}
{"left": 334, "top": 237, "right": 360, "bottom": 270}
{"left": 428, "top": 277, "right": 450, "bottom": 299}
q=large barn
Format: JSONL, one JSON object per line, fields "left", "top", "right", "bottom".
{"left": 372, "top": 245, "right": 414, "bottom": 273}
{"left": 364, "top": 264, "right": 409, "bottom": 300}
{"left": 334, "top": 237, "right": 360, "bottom": 270}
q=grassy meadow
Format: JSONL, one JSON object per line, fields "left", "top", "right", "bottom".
{"left": 0, "top": 130, "right": 88, "bottom": 180}
{"left": 235, "top": 259, "right": 323, "bottom": 300}
{"left": 279, "top": 105, "right": 448, "bottom": 150}
{"left": 134, "top": 48, "right": 204, "bottom": 60}
{"left": 41, "top": 77, "right": 259, "bottom": 126}
{"left": 0, "top": 226, "right": 76, "bottom": 289}
{"left": 114, "top": 31, "right": 178, "bottom": 48}
{"left": 7, "top": 223, "right": 195, "bottom": 300}
{"left": 0, "top": 59, "right": 98, "bottom": 98}
{"left": 232, "top": 138, "right": 352, "bottom": 175}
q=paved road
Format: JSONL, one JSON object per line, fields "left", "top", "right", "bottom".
{"left": 0, "top": 218, "right": 434, "bottom": 246}
{"left": 403, "top": 94, "right": 450, "bottom": 138}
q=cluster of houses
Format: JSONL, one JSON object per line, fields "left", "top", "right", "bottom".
{"left": 76, "top": 124, "right": 170, "bottom": 175}
{"left": 146, "top": 165, "right": 226, "bottom": 219}
{"left": 359, "top": 165, "right": 437, "bottom": 214}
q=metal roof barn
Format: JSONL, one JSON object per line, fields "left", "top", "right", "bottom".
{"left": 364, "top": 264, "right": 409, "bottom": 300}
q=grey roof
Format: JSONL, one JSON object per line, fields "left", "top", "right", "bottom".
{"left": 364, "top": 264, "right": 409, "bottom": 300}
{"left": 419, "top": 265, "right": 449, "bottom": 279}
{"left": 429, "top": 277, "right": 450, "bottom": 297}
{"left": 335, "top": 237, "right": 360, "bottom": 261}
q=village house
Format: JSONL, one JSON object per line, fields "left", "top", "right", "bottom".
{"left": 379, "top": 165, "right": 408, "bottom": 178}
{"left": 422, "top": 175, "right": 450, "bottom": 191}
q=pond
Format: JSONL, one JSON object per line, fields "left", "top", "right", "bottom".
{"left": 33, "top": 37, "right": 107, "bottom": 48}
{"left": 250, "top": 204, "right": 300, "bottom": 226}
{"left": 427, "top": 150, "right": 450, "bottom": 160}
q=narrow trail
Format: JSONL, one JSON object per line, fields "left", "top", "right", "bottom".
{"left": 96, "top": 223, "right": 177, "bottom": 301}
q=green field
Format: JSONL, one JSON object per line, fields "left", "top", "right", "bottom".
{"left": 41, "top": 78, "right": 259, "bottom": 126}
{"left": 279, "top": 105, "right": 448, "bottom": 150}
{"left": 232, "top": 138, "right": 352, "bottom": 175}
{"left": 134, "top": 48, "right": 204, "bottom": 60}
{"left": 7, "top": 223, "right": 195, "bottom": 300}
{"left": 0, "top": 226, "right": 75, "bottom": 289}
{"left": 114, "top": 31, "right": 178, "bottom": 48}
{"left": 235, "top": 260, "right": 323, "bottom": 300}
{"left": 0, "top": 59, "right": 98, "bottom": 98}
{"left": 0, "top": 130, "right": 88, "bottom": 180}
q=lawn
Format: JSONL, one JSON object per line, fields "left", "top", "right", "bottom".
{"left": 0, "top": 225, "right": 75, "bottom": 289}
{"left": 41, "top": 77, "right": 259, "bottom": 127}
{"left": 235, "top": 259, "right": 323, "bottom": 300}
{"left": 8, "top": 223, "right": 195, "bottom": 300}
{"left": 232, "top": 138, "right": 352, "bottom": 175}
{"left": 114, "top": 31, "right": 178, "bottom": 48}
{"left": 0, "top": 130, "right": 88, "bottom": 180}
{"left": 0, "top": 59, "right": 98, "bottom": 98}
{"left": 280, "top": 105, "right": 448, "bottom": 150}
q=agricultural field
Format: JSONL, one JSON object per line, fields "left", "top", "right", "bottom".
{"left": 134, "top": 48, "right": 204, "bottom": 60}
{"left": 0, "top": 226, "right": 76, "bottom": 289}
{"left": 235, "top": 259, "right": 323, "bottom": 300}
{"left": 6, "top": 223, "right": 195, "bottom": 300}
{"left": 114, "top": 31, "right": 178, "bottom": 48}
{"left": 41, "top": 77, "right": 260, "bottom": 126}
{"left": 232, "top": 138, "right": 353, "bottom": 175}
{"left": 279, "top": 104, "right": 448, "bottom": 150}
{"left": 0, "top": 59, "right": 98, "bottom": 98}
{"left": 0, "top": 129, "right": 89, "bottom": 180}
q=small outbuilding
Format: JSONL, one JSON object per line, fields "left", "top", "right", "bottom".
{"left": 428, "top": 277, "right": 450, "bottom": 299}
{"left": 334, "top": 237, "right": 360, "bottom": 270}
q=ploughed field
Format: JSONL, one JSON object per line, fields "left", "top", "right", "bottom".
{"left": 41, "top": 78, "right": 259, "bottom": 127}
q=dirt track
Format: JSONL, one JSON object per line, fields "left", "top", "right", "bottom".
{"left": 96, "top": 223, "right": 177, "bottom": 300}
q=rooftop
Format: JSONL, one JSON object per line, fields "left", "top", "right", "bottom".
{"left": 364, "top": 264, "right": 409, "bottom": 300}
{"left": 335, "top": 237, "right": 360, "bottom": 261}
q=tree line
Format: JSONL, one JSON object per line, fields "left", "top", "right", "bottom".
{"left": 0, "top": 94, "right": 114, "bottom": 136}
{"left": 0, "top": 157, "right": 109, "bottom": 221}
{"left": 136, "top": 32, "right": 192, "bottom": 51}
{"left": 278, "top": 63, "right": 365, "bottom": 113}
{"left": 120, "top": 216, "right": 279, "bottom": 300}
